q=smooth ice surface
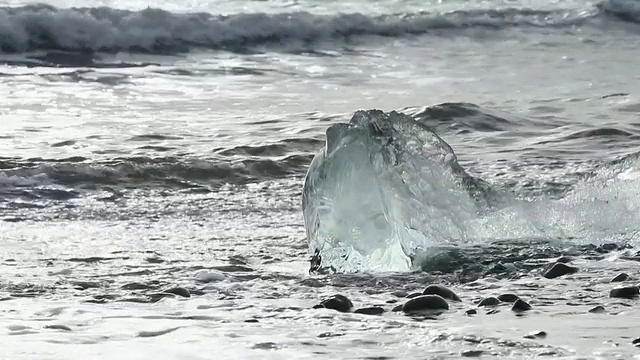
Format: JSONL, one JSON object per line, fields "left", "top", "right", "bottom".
{"left": 302, "top": 110, "right": 489, "bottom": 272}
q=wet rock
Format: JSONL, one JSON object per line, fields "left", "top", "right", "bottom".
{"left": 164, "top": 287, "right": 190, "bottom": 298}
{"left": 543, "top": 262, "right": 578, "bottom": 279}
{"left": 392, "top": 290, "right": 408, "bottom": 298}
{"left": 355, "top": 307, "right": 385, "bottom": 316}
{"left": 145, "top": 257, "right": 165, "bottom": 264}
{"left": 588, "top": 305, "right": 605, "bottom": 313}
{"left": 511, "top": 299, "right": 532, "bottom": 312}
{"left": 611, "top": 273, "right": 629, "bottom": 283}
{"left": 633, "top": 338, "right": 640, "bottom": 346}
{"left": 314, "top": 294, "right": 353, "bottom": 313}
{"left": 402, "top": 295, "right": 449, "bottom": 313}
{"left": 244, "top": 319, "right": 259, "bottom": 323}
{"left": 391, "top": 304, "right": 404, "bottom": 312}
{"left": 523, "top": 331, "right": 547, "bottom": 339}
{"left": 486, "top": 309, "right": 500, "bottom": 315}
{"left": 478, "top": 297, "right": 501, "bottom": 307}
{"left": 461, "top": 350, "right": 484, "bottom": 357}
{"left": 595, "top": 243, "right": 618, "bottom": 253}
{"left": 497, "top": 294, "right": 519, "bottom": 303}
{"left": 386, "top": 299, "right": 399, "bottom": 304}
{"left": 609, "top": 286, "right": 639, "bottom": 299}
{"left": 406, "top": 292, "right": 423, "bottom": 299}
{"left": 422, "top": 284, "right": 461, "bottom": 302}
{"left": 148, "top": 293, "right": 178, "bottom": 302}
{"left": 44, "top": 325, "right": 72, "bottom": 331}
{"left": 466, "top": 309, "right": 477, "bottom": 315}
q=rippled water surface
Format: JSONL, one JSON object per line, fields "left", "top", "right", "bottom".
{"left": 1, "top": 0, "right": 640, "bottom": 358}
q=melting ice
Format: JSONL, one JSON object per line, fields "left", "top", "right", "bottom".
{"left": 302, "top": 110, "right": 492, "bottom": 273}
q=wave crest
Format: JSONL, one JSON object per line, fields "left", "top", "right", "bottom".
{"left": 0, "top": 5, "right": 603, "bottom": 54}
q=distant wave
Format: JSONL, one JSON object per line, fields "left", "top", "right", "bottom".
{"left": 0, "top": 154, "right": 312, "bottom": 199}
{"left": 0, "top": 4, "right": 615, "bottom": 55}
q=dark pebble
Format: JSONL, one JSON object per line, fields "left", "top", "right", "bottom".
{"left": 392, "top": 290, "right": 408, "bottom": 298}
{"left": 486, "top": 309, "right": 500, "bottom": 315}
{"left": 244, "top": 319, "right": 259, "bottom": 323}
{"left": 611, "top": 273, "right": 629, "bottom": 283}
{"left": 164, "top": 287, "right": 191, "bottom": 298}
{"left": 315, "top": 294, "right": 353, "bottom": 313}
{"left": 511, "top": 299, "right": 532, "bottom": 312}
{"left": 392, "top": 304, "right": 404, "bottom": 312}
{"left": 386, "top": 299, "right": 399, "bottom": 304}
{"left": 633, "top": 338, "right": 640, "bottom": 345}
{"left": 595, "top": 243, "right": 618, "bottom": 253}
{"left": 466, "top": 309, "right": 477, "bottom": 315}
{"left": 523, "top": 331, "right": 547, "bottom": 339}
{"left": 610, "top": 286, "right": 639, "bottom": 299}
{"left": 148, "top": 293, "right": 177, "bottom": 302}
{"left": 461, "top": 350, "right": 484, "bottom": 357}
{"left": 355, "top": 307, "right": 385, "bottom": 316}
{"left": 406, "top": 292, "right": 423, "bottom": 299}
{"left": 543, "top": 262, "right": 578, "bottom": 279}
{"left": 497, "top": 294, "right": 519, "bottom": 303}
{"left": 478, "top": 297, "right": 501, "bottom": 307}
{"left": 44, "top": 325, "right": 72, "bottom": 331}
{"left": 422, "top": 284, "right": 461, "bottom": 302}
{"left": 402, "top": 295, "right": 449, "bottom": 313}
{"left": 145, "top": 257, "right": 165, "bottom": 264}
{"left": 588, "top": 305, "right": 605, "bottom": 313}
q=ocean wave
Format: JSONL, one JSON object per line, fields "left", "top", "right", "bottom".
{"left": 0, "top": 155, "right": 312, "bottom": 198}
{"left": 0, "top": 5, "right": 607, "bottom": 55}
{"left": 403, "top": 102, "right": 564, "bottom": 132}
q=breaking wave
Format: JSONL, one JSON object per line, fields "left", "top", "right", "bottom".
{"left": 0, "top": 154, "right": 312, "bottom": 198}
{"left": 0, "top": 4, "right": 623, "bottom": 55}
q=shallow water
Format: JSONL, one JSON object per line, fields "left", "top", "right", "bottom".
{"left": 1, "top": 0, "right": 640, "bottom": 358}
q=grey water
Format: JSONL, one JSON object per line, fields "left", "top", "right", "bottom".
{"left": 1, "top": 0, "right": 640, "bottom": 358}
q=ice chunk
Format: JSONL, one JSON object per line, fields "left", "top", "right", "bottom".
{"left": 302, "top": 110, "right": 489, "bottom": 273}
